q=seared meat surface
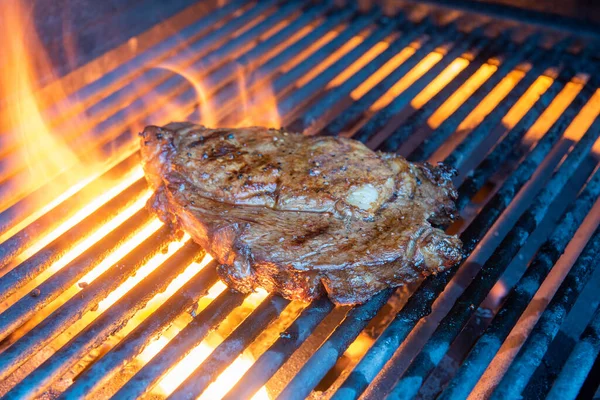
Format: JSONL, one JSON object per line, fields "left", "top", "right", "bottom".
{"left": 140, "top": 123, "right": 463, "bottom": 305}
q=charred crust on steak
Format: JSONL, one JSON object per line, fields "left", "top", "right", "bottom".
{"left": 140, "top": 123, "right": 464, "bottom": 305}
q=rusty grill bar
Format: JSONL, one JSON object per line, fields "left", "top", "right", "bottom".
{"left": 1, "top": 0, "right": 600, "bottom": 399}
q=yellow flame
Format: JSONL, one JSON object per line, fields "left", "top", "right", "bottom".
{"left": 156, "top": 63, "right": 218, "bottom": 127}
{"left": 0, "top": 1, "right": 84, "bottom": 189}
{"left": 6, "top": 167, "right": 145, "bottom": 264}
{"left": 0, "top": 189, "right": 151, "bottom": 315}
{"left": 147, "top": 289, "right": 269, "bottom": 399}
{"left": 235, "top": 70, "right": 281, "bottom": 129}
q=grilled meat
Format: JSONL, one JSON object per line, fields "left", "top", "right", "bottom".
{"left": 140, "top": 122, "right": 463, "bottom": 305}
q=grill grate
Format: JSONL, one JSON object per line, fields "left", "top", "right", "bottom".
{"left": 1, "top": 0, "right": 600, "bottom": 399}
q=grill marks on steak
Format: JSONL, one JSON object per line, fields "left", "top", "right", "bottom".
{"left": 140, "top": 123, "right": 463, "bottom": 305}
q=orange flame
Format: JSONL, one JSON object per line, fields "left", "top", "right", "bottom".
{"left": 235, "top": 67, "right": 281, "bottom": 128}
{"left": 0, "top": 1, "right": 84, "bottom": 186}
{"left": 155, "top": 63, "right": 218, "bottom": 127}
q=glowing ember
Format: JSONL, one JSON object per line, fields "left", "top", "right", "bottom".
{"left": 427, "top": 63, "right": 497, "bottom": 129}
{"left": 141, "top": 289, "right": 270, "bottom": 399}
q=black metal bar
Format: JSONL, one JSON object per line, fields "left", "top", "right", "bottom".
{"left": 218, "top": 9, "right": 369, "bottom": 126}
{"left": 209, "top": 6, "right": 355, "bottom": 122}
{"left": 288, "top": 14, "right": 413, "bottom": 132}
{"left": 440, "top": 164, "right": 600, "bottom": 400}
{"left": 112, "top": 290, "right": 247, "bottom": 400}
{"left": 454, "top": 60, "right": 582, "bottom": 211}
{"left": 4, "top": 241, "right": 206, "bottom": 399}
{"left": 0, "top": 207, "right": 153, "bottom": 345}
{"left": 247, "top": 7, "right": 355, "bottom": 84}
{"left": 224, "top": 297, "right": 335, "bottom": 400}
{"left": 205, "top": 1, "right": 333, "bottom": 93}
{"left": 321, "top": 21, "right": 455, "bottom": 137}
{"left": 277, "top": 19, "right": 399, "bottom": 123}
{"left": 386, "top": 116, "right": 600, "bottom": 399}
{"left": 61, "top": 264, "right": 219, "bottom": 399}
{"left": 443, "top": 39, "right": 572, "bottom": 170}
{"left": 546, "top": 305, "right": 600, "bottom": 400}
{"left": 168, "top": 295, "right": 290, "bottom": 399}
{"left": 355, "top": 27, "right": 487, "bottom": 145}
{"left": 0, "top": 178, "right": 147, "bottom": 304}
{"left": 408, "top": 33, "right": 542, "bottom": 162}
{"left": 378, "top": 29, "right": 512, "bottom": 153}
{"left": 403, "top": 0, "right": 600, "bottom": 40}
{"left": 459, "top": 75, "right": 598, "bottom": 252}
{"left": 271, "top": 10, "right": 380, "bottom": 97}
{"left": 490, "top": 224, "right": 600, "bottom": 399}
{"left": 277, "top": 289, "right": 393, "bottom": 400}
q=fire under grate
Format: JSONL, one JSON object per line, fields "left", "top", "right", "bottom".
{"left": 1, "top": 1, "right": 600, "bottom": 399}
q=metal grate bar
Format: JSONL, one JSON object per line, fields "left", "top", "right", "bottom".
{"left": 444, "top": 39, "right": 574, "bottom": 170}
{"left": 272, "top": 12, "right": 380, "bottom": 97}
{"left": 224, "top": 297, "right": 335, "bottom": 400}
{"left": 454, "top": 57, "right": 585, "bottom": 209}
{"left": 113, "top": 290, "right": 247, "bottom": 399}
{"left": 0, "top": 207, "right": 153, "bottom": 344}
{"left": 408, "top": 33, "right": 542, "bottom": 162}
{"left": 0, "top": 178, "right": 147, "bottom": 303}
{"left": 355, "top": 25, "right": 486, "bottom": 145}
{"left": 277, "top": 289, "right": 393, "bottom": 400}
{"left": 321, "top": 21, "right": 454, "bottom": 136}
{"left": 490, "top": 224, "right": 600, "bottom": 398}
{"left": 460, "top": 74, "right": 599, "bottom": 250}
{"left": 62, "top": 261, "right": 219, "bottom": 399}
{"left": 289, "top": 13, "right": 414, "bottom": 132}
{"left": 296, "top": 17, "right": 449, "bottom": 135}
{"left": 546, "top": 303, "right": 600, "bottom": 400}
{"left": 0, "top": 224, "right": 172, "bottom": 381}
{"left": 4, "top": 241, "right": 205, "bottom": 399}
{"left": 211, "top": 7, "right": 355, "bottom": 120}
{"left": 379, "top": 29, "right": 513, "bottom": 154}
{"left": 277, "top": 19, "right": 399, "bottom": 123}
{"left": 386, "top": 115, "right": 600, "bottom": 399}
{"left": 440, "top": 165, "right": 600, "bottom": 399}
{"left": 169, "top": 295, "right": 290, "bottom": 399}
{"left": 206, "top": 2, "right": 333, "bottom": 92}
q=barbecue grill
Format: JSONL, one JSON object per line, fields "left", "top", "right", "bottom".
{"left": 1, "top": 0, "right": 600, "bottom": 399}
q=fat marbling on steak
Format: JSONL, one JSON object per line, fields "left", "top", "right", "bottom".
{"left": 140, "top": 122, "right": 463, "bottom": 305}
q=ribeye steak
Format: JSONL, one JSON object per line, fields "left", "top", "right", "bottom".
{"left": 140, "top": 122, "right": 463, "bottom": 305}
